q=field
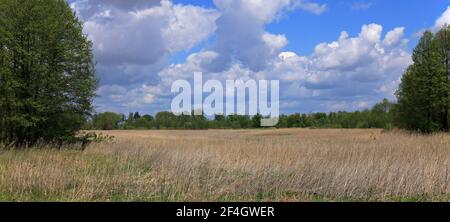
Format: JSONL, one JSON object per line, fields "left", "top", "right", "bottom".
{"left": 0, "top": 129, "right": 449, "bottom": 202}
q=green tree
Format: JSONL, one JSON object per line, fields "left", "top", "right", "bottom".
{"left": 155, "top": 111, "right": 176, "bottom": 129}
{"left": 124, "top": 112, "right": 135, "bottom": 129}
{"left": 395, "top": 28, "right": 450, "bottom": 132}
{"left": 251, "top": 114, "right": 262, "bottom": 128}
{"left": 133, "top": 112, "right": 141, "bottom": 120}
{"left": 0, "top": 0, "right": 97, "bottom": 145}
{"left": 287, "top": 113, "right": 302, "bottom": 128}
{"left": 133, "top": 117, "right": 153, "bottom": 129}
{"left": 434, "top": 26, "right": 450, "bottom": 130}
{"left": 92, "top": 112, "right": 123, "bottom": 130}
{"left": 213, "top": 114, "right": 226, "bottom": 128}
{"left": 370, "top": 98, "right": 394, "bottom": 129}
{"left": 142, "top": 114, "right": 154, "bottom": 128}
{"left": 191, "top": 112, "right": 208, "bottom": 129}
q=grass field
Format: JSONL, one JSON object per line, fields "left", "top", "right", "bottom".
{"left": 0, "top": 129, "right": 449, "bottom": 202}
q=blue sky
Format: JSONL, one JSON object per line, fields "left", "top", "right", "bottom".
{"left": 265, "top": 1, "right": 447, "bottom": 52}
{"left": 68, "top": 0, "right": 450, "bottom": 115}
{"left": 173, "top": 0, "right": 446, "bottom": 53}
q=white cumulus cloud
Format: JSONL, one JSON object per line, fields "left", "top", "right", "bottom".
{"left": 434, "top": 6, "right": 450, "bottom": 30}
{"left": 78, "top": 0, "right": 219, "bottom": 66}
{"left": 155, "top": 23, "right": 412, "bottom": 112}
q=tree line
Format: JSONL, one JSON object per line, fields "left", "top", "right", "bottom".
{"left": 87, "top": 99, "right": 395, "bottom": 130}
{"left": 0, "top": 0, "right": 448, "bottom": 148}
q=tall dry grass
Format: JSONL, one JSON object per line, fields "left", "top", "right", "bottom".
{"left": 0, "top": 129, "right": 449, "bottom": 201}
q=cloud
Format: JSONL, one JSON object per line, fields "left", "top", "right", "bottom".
{"left": 71, "top": 0, "right": 161, "bottom": 19}
{"left": 414, "top": 6, "right": 450, "bottom": 37}
{"left": 77, "top": 0, "right": 219, "bottom": 66}
{"left": 262, "top": 33, "right": 289, "bottom": 54}
{"left": 155, "top": 23, "right": 411, "bottom": 113}
{"left": 312, "top": 24, "right": 385, "bottom": 71}
{"left": 97, "top": 84, "right": 127, "bottom": 103}
{"left": 383, "top": 27, "right": 406, "bottom": 47}
{"left": 158, "top": 51, "right": 221, "bottom": 87}
{"left": 297, "top": 24, "right": 410, "bottom": 84}
{"left": 295, "top": 0, "right": 327, "bottom": 15}
{"left": 213, "top": 0, "right": 326, "bottom": 22}
{"left": 275, "top": 24, "right": 410, "bottom": 111}
{"left": 96, "top": 83, "right": 166, "bottom": 113}
{"left": 71, "top": 0, "right": 410, "bottom": 114}
{"left": 207, "top": 0, "right": 293, "bottom": 72}
{"left": 433, "top": 6, "right": 450, "bottom": 31}
{"left": 206, "top": 0, "right": 324, "bottom": 72}
{"left": 71, "top": 0, "right": 219, "bottom": 114}
{"left": 350, "top": 2, "right": 372, "bottom": 10}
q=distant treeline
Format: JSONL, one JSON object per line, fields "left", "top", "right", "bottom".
{"left": 86, "top": 99, "right": 395, "bottom": 130}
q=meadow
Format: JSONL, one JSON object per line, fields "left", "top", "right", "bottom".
{"left": 0, "top": 129, "right": 449, "bottom": 202}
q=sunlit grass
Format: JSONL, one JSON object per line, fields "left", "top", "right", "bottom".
{"left": 0, "top": 129, "right": 449, "bottom": 202}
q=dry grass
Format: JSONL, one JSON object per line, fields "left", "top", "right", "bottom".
{"left": 0, "top": 129, "right": 449, "bottom": 202}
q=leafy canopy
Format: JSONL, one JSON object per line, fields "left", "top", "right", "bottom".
{"left": 0, "top": 0, "right": 97, "bottom": 146}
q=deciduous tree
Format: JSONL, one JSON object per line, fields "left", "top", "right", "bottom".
{"left": 0, "top": 0, "right": 97, "bottom": 145}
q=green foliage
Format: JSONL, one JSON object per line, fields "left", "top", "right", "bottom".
{"left": 79, "top": 132, "right": 114, "bottom": 144}
{"left": 251, "top": 113, "right": 263, "bottom": 128}
{"left": 395, "top": 27, "right": 450, "bottom": 132}
{"left": 88, "top": 99, "right": 396, "bottom": 130}
{"left": 133, "top": 116, "right": 153, "bottom": 129}
{"left": 59, "top": 132, "right": 114, "bottom": 150}
{"left": 92, "top": 112, "right": 124, "bottom": 130}
{"left": 275, "top": 100, "right": 394, "bottom": 129}
{"left": 123, "top": 112, "right": 153, "bottom": 129}
{"left": 0, "top": 0, "right": 97, "bottom": 146}
{"left": 154, "top": 111, "right": 209, "bottom": 129}
{"left": 155, "top": 111, "right": 176, "bottom": 129}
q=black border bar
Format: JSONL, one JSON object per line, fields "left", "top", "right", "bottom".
{"left": 1, "top": 202, "right": 448, "bottom": 220}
